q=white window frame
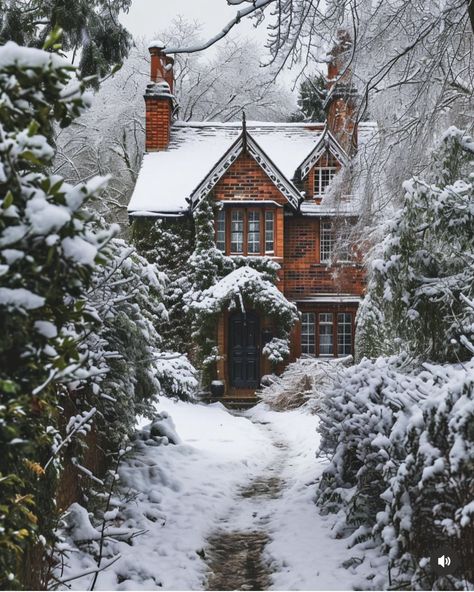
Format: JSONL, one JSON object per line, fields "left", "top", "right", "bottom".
{"left": 301, "top": 312, "right": 316, "bottom": 355}
{"left": 230, "top": 210, "right": 244, "bottom": 254}
{"left": 314, "top": 166, "right": 337, "bottom": 197}
{"left": 216, "top": 209, "right": 226, "bottom": 252}
{"left": 265, "top": 211, "right": 275, "bottom": 254}
{"left": 320, "top": 221, "right": 334, "bottom": 264}
{"left": 334, "top": 223, "right": 352, "bottom": 263}
{"left": 247, "top": 210, "right": 261, "bottom": 254}
{"left": 319, "top": 312, "right": 334, "bottom": 356}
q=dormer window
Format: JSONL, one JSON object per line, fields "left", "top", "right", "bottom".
{"left": 313, "top": 151, "right": 340, "bottom": 197}
{"left": 216, "top": 207, "right": 275, "bottom": 256}
{"left": 315, "top": 167, "right": 337, "bottom": 196}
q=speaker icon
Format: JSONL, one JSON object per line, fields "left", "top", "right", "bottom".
{"left": 437, "top": 555, "right": 451, "bottom": 568}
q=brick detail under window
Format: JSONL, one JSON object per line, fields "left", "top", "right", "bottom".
{"left": 284, "top": 217, "right": 365, "bottom": 299}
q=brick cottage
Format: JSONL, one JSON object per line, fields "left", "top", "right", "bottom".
{"left": 128, "top": 35, "right": 376, "bottom": 399}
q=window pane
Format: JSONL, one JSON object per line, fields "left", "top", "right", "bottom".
{"left": 247, "top": 211, "right": 260, "bottom": 254}
{"left": 301, "top": 312, "right": 315, "bottom": 355}
{"left": 319, "top": 313, "right": 333, "bottom": 356}
{"left": 216, "top": 210, "right": 226, "bottom": 252}
{"left": 230, "top": 210, "right": 244, "bottom": 253}
{"left": 320, "top": 221, "right": 334, "bottom": 263}
{"left": 315, "top": 167, "right": 337, "bottom": 196}
{"left": 338, "top": 313, "right": 352, "bottom": 356}
{"left": 335, "top": 223, "right": 351, "bottom": 262}
{"left": 265, "top": 211, "right": 274, "bottom": 253}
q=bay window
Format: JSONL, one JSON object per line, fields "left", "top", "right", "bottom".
{"left": 300, "top": 311, "right": 354, "bottom": 357}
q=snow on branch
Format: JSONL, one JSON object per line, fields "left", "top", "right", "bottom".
{"left": 164, "top": 0, "right": 276, "bottom": 54}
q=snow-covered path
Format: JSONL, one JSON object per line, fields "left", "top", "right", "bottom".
{"left": 62, "top": 399, "right": 356, "bottom": 591}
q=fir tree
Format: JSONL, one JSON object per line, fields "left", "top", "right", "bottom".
{"left": 0, "top": 0, "right": 132, "bottom": 81}
{"left": 290, "top": 74, "right": 327, "bottom": 122}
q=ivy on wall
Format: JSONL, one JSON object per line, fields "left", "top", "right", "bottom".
{"left": 133, "top": 196, "right": 300, "bottom": 388}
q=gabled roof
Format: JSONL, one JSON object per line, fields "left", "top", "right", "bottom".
{"left": 128, "top": 122, "right": 322, "bottom": 216}
{"left": 191, "top": 128, "right": 302, "bottom": 211}
{"left": 296, "top": 127, "right": 349, "bottom": 180}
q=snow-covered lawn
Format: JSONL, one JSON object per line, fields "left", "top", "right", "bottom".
{"left": 59, "top": 398, "right": 357, "bottom": 591}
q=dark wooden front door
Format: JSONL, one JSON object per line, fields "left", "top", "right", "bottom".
{"left": 229, "top": 311, "right": 260, "bottom": 388}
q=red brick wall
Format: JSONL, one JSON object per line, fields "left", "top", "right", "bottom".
{"left": 284, "top": 216, "right": 365, "bottom": 299}
{"left": 214, "top": 153, "right": 288, "bottom": 205}
{"left": 145, "top": 97, "right": 172, "bottom": 151}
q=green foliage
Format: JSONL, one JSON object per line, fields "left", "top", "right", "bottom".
{"left": 0, "top": 40, "right": 113, "bottom": 587}
{"left": 133, "top": 197, "right": 298, "bottom": 388}
{"left": 132, "top": 216, "right": 195, "bottom": 355}
{"left": 356, "top": 128, "right": 474, "bottom": 362}
{"left": 0, "top": 0, "right": 132, "bottom": 82}
{"left": 317, "top": 354, "right": 474, "bottom": 588}
{"left": 290, "top": 73, "right": 327, "bottom": 122}
{"left": 184, "top": 198, "right": 299, "bottom": 385}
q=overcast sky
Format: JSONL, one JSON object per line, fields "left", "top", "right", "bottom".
{"left": 120, "top": 0, "right": 302, "bottom": 95}
{"left": 121, "top": 0, "right": 266, "bottom": 49}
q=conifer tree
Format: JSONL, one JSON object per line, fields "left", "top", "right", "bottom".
{"left": 0, "top": 0, "right": 131, "bottom": 81}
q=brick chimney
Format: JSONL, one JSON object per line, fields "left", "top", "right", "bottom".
{"left": 145, "top": 41, "right": 175, "bottom": 152}
{"left": 326, "top": 30, "right": 358, "bottom": 154}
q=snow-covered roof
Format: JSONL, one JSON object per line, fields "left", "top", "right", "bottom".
{"left": 128, "top": 122, "right": 323, "bottom": 216}
{"left": 128, "top": 121, "right": 377, "bottom": 216}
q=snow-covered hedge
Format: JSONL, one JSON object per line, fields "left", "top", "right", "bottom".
{"left": 0, "top": 39, "right": 197, "bottom": 587}
{"left": 0, "top": 40, "right": 113, "bottom": 585}
{"left": 317, "top": 355, "right": 474, "bottom": 588}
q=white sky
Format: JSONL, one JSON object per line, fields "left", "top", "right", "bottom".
{"left": 121, "top": 1, "right": 302, "bottom": 97}
{"left": 121, "top": 0, "right": 268, "bottom": 50}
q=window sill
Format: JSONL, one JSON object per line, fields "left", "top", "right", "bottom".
{"left": 315, "top": 261, "right": 361, "bottom": 268}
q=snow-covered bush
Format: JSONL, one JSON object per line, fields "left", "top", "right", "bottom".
{"left": 317, "top": 354, "right": 474, "bottom": 588}
{"left": 377, "top": 360, "right": 474, "bottom": 589}
{"left": 0, "top": 38, "right": 197, "bottom": 588}
{"left": 258, "top": 356, "right": 350, "bottom": 411}
{"left": 356, "top": 128, "right": 474, "bottom": 362}
{"left": 79, "top": 237, "right": 192, "bottom": 451}
{"left": 316, "top": 355, "right": 428, "bottom": 533}
{"left": 186, "top": 264, "right": 299, "bottom": 385}
{"left": 0, "top": 39, "right": 114, "bottom": 586}
{"left": 322, "top": 128, "right": 474, "bottom": 588}
{"left": 132, "top": 216, "right": 195, "bottom": 354}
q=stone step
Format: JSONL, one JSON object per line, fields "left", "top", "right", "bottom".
{"left": 199, "top": 395, "right": 258, "bottom": 409}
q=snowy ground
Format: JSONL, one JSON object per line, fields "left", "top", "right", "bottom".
{"left": 58, "top": 398, "right": 361, "bottom": 590}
